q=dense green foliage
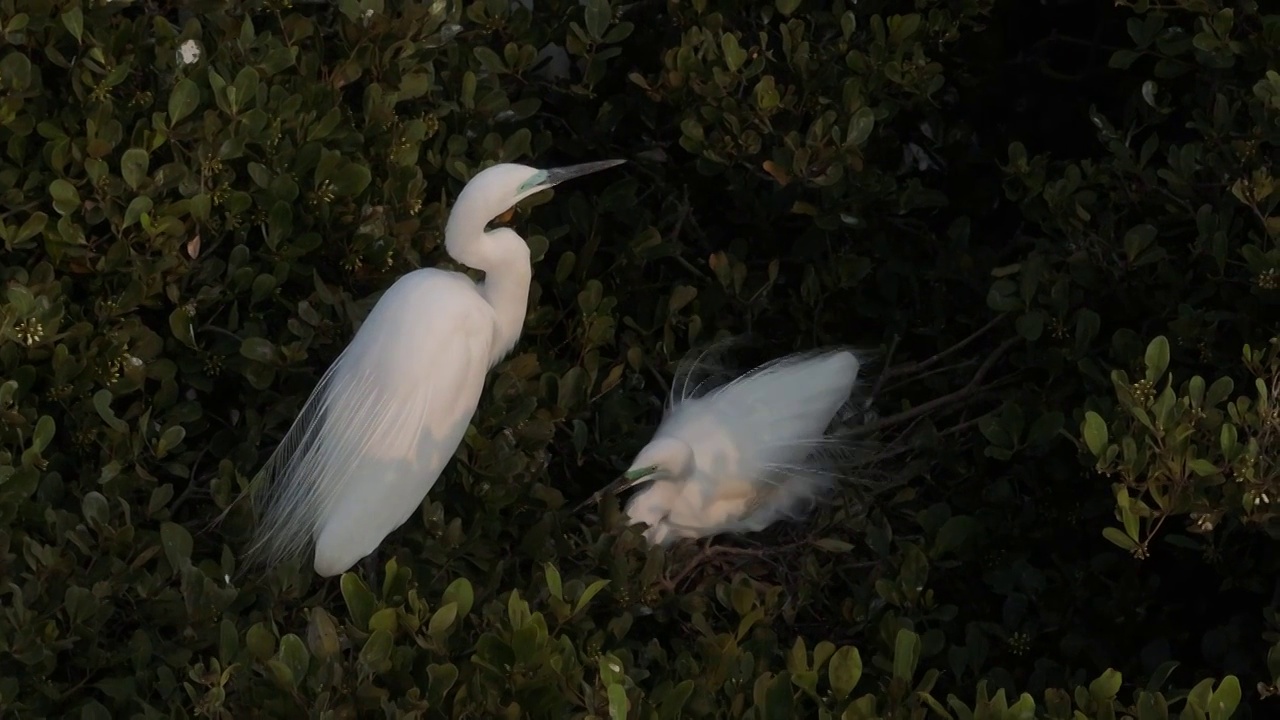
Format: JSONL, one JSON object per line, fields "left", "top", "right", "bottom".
{"left": 1, "top": 0, "right": 1278, "bottom": 717}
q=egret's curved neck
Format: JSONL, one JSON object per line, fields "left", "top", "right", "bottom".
{"left": 445, "top": 211, "right": 531, "bottom": 364}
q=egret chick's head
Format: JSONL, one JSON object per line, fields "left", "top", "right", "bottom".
{"left": 449, "top": 159, "right": 627, "bottom": 234}
{"left": 624, "top": 436, "right": 695, "bottom": 487}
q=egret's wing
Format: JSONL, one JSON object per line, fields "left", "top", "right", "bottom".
{"left": 695, "top": 349, "right": 860, "bottom": 467}
{"left": 245, "top": 270, "right": 494, "bottom": 576}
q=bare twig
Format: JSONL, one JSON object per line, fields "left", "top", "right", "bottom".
{"left": 880, "top": 358, "right": 979, "bottom": 397}
{"left": 665, "top": 186, "right": 712, "bottom": 281}
{"left": 664, "top": 541, "right": 798, "bottom": 590}
{"left": 879, "top": 313, "right": 1009, "bottom": 382}
{"left": 853, "top": 336, "right": 1019, "bottom": 438}
{"left": 170, "top": 446, "right": 210, "bottom": 516}
{"left": 864, "top": 334, "right": 900, "bottom": 404}
{"left": 862, "top": 415, "right": 986, "bottom": 467}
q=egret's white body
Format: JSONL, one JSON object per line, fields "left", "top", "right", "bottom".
{"left": 622, "top": 348, "right": 862, "bottom": 545}
{"left": 245, "top": 159, "right": 625, "bottom": 577}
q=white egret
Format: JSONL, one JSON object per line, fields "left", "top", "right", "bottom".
{"left": 608, "top": 347, "right": 865, "bottom": 546}
{"left": 243, "top": 158, "right": 626, "bottom": 577}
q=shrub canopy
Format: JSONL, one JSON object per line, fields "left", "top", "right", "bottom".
{"left": 0, "top": 0, "right": 1277, "bottom": 718}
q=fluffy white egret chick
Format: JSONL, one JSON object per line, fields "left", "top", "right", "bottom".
{"left": 622, "top": 348, "right": 862, "bottom": 545}
{"left": 242, "top": 158, "right": 626, "bottom": 577}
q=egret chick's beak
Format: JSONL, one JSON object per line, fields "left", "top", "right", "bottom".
{"left": 571, "top": 464, "right": 660, "bottom": 513}
{"left": 622, "top": 464, "right": 659, "bottom": 487}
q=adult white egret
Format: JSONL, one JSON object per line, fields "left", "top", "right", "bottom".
{"left": 607, "top": 347, "right": 865, "bottom": 546}
{"left": 243, "top": 158, "right": 626, "bottom": 577}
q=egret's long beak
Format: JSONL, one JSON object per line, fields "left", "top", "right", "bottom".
{"left": 541, "top": 158, "right": 627, "bottom": 189}
{"left": 571, "top": 464, "right": 659, "bottom": 512}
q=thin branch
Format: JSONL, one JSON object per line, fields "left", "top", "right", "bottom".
{"left": 879, "top": 313, "right": 1009, "bottom": 382}
{"left": 865, "top": 333, "right": 900, "bottom": 404}
{"left": 880, "top": 358, "right": 979, "bottom": 397}
{"left": 853, "top": 336, "right": 1019, "bottom": 438}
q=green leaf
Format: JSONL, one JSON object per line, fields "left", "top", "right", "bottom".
{"left": 1205, "top": 376, "right": 1234, "bottom": 407}
{"left": 245, "top": 622, "right": 276, "bottom": 660}
{"left": 231, "top": 66, "right": 260, "bottom": 110}
{"left": 813, "top": 538, "right": 854, "bottom": 553}
{"left": 887, "top": 14, "right": 921, "bottom": 45}
{"left": 331, "top": 163, "right": 372, "bottom": 197}
{"left": 660, "top": 680, "right": 696, "bottom": 718}
{"left": 15, "top": 212, "right": 48, "bottom": 244}
{"left": 1082, "top": 411, "right": 1108, "bottom": 457}
{"left": 358, "top": 630, "right": 394, "bottom": 672}
{"left": 240, "top": 337, "right": 277, "bottom": 364}
{"left": 122, "top": 196, "right": 153, "bottom": 229}
{"left": 1015, "top": 311, "right": 1044, "bottom": 341}
{"left": 168, "top": 78, "right": 200, "bottom": 125}
{"left": 276, "top": 634, "right": 310, "bottom": 686}
{"left": 1207, "top": 676, "right": 1241, "bottom": 720}
{"left": 608, "top": 684, "right": 630, "bottom": 720}
{"left": 159, "top": 521, "right": 194, "bottom": 572}
{"left": 575, "top": 578, "right": 610, "bottom": 615}
{"left": 427, "top": 663, "right": 459, "bottom": 699}
{"left": 31, "top": 415, "right": 55, "bottom": 453}
{"left": 775, "top": 0, "right": 802, "bottom": 16}
{"left": 1144, "top": 335, "right": 1170, "bottom": 384}
{"left": 341, "top": 573, "right": 377, "bottom": 631}
{"left": 558, "top": 366, "right": 588, "bottom": 410}
{"left": 932, "top": 515, "right": 980, "bottom": 557}
{"left": 168, "top": 305, "right": 197, "bottom": 349}
{"left": 721, "top": 33, "right": 746, "bottom": 72}
{"left": 60, "top": 6, "right": 83, "bottom": 41}
{"left": 81, "top": 491, "right": 109, "bottom": 528}
{"left": 1105, "top": 520, "right": 1136, "bottom": 548}
{"left": 1220, "top": 423, "right": 1238, "bottom": 456}
{"left": 49, "top": 178, "right": 80, "bottom": 215}
{"left": 753, "top": 76, "right": 780, "bottom": 110}
{"left": 1027, "top": 411, "right": 1064, "bottom": 446}
{"left": 667, "top": 285, "right": 698, "bottom": 314}
{"left": 1089, "top": 668, "right": 1123, "bottom": 703}
{"left": 545, "top": 563, "right": 563, "bottom": 601}
{"left": 892, "top": 629, "right": 921, "bottom": 683}
{"left": 1124, "top": 224, "right": 1158, "bottom": 263}
{"left": 1187, "top": 458, "right": 1219, "bottom": 477}
{"left": 442, "top": 577, "right": 475, "bottom": 618}
{"left": 156, "top": 426, "right": 186, "bottom": 456}
{"left": 306, "top": 608, "right": 341, "bottom": 660}
{"left": 367, "top": 607, "right": 398, "bottom": 635}
{"left": 1121, "top": 503, "right": 1140, "bottom": 542}
{"left": 120, "top": 148, "right": 149, "bottom": 191}
{"left": 93, "top": 389, "right": 129, "bottom": 433}
{"left": 826, "top": 645, "right": 862, "bottom": 699}
{"left": 472, "top": 46, "right": 506, "bottom": 74}
{"left": 1074, "top": 308, "right": 1101, "bottom": 356}
{"left": 584, "top": 0, "right": 612, "bottom": 41}
{"left": 848, "top": 106, "right": 876, "bottom": 146}
{"left": 1109, "top": 49, "right": 1142, "bottom": 69}
{"left": 428, "top": 602, "right": 458, "bottom": 637}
